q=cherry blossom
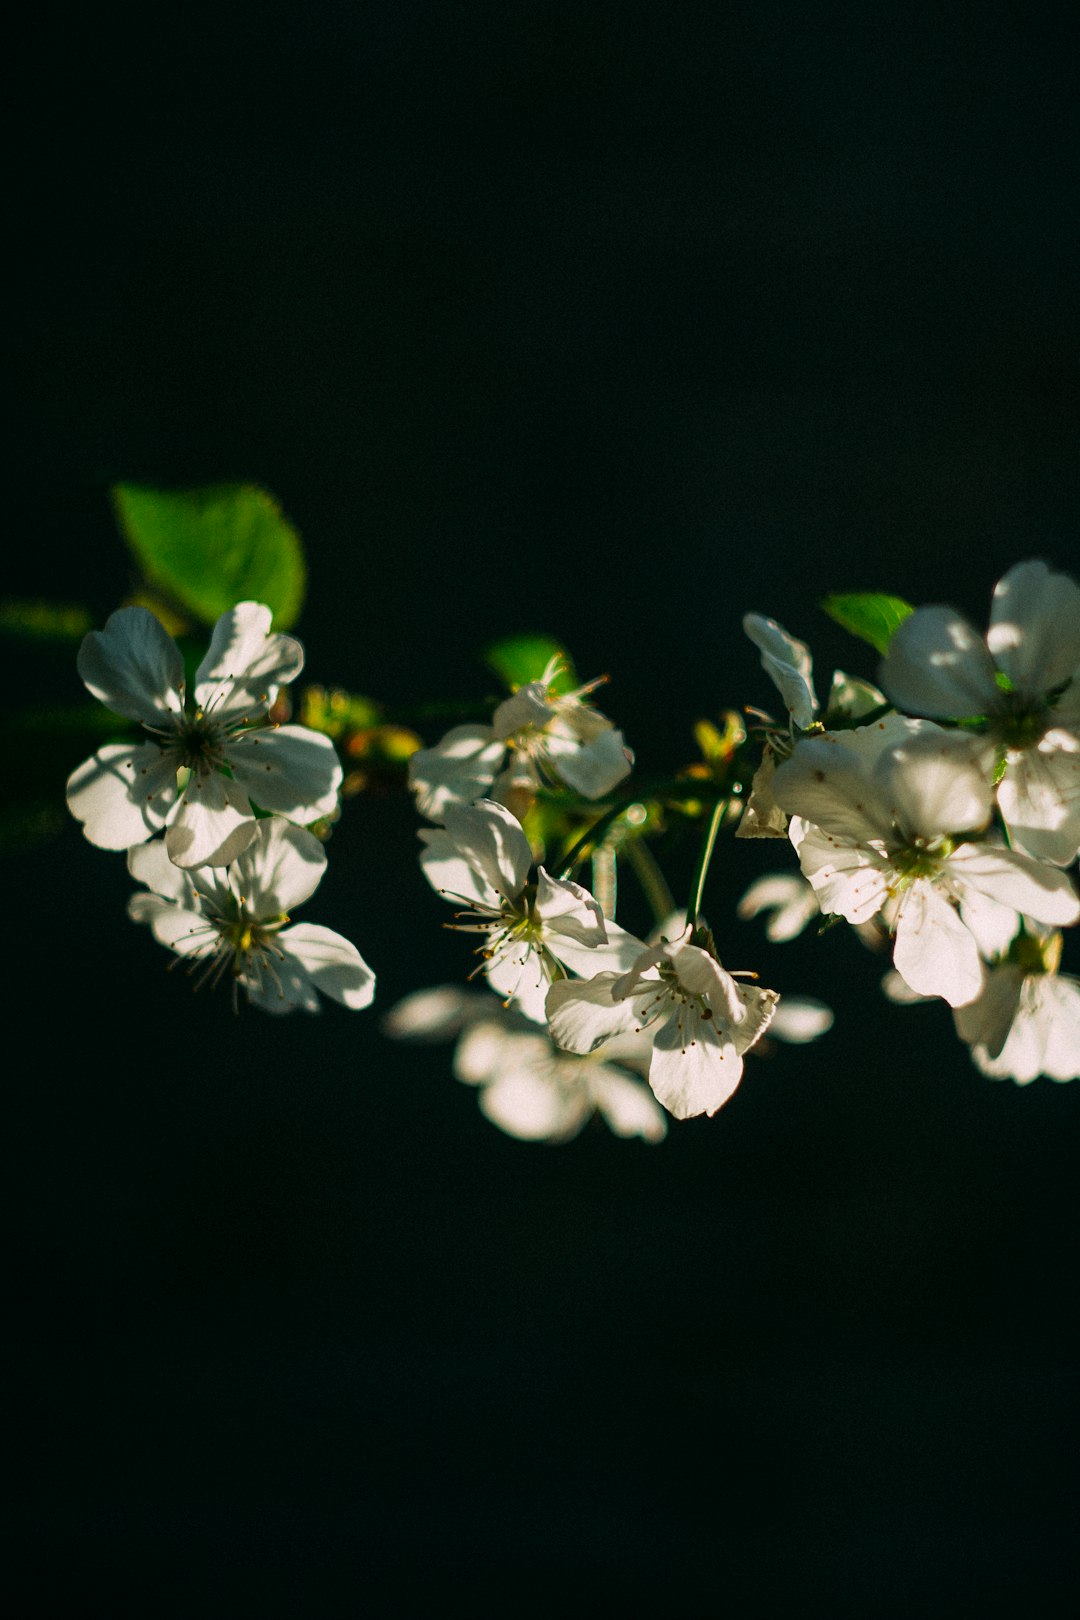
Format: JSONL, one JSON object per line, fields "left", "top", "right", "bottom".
{"left": 67, "top": 603, "right": 341, "bottom": 866}
{"left": 546, "top": 929, "right": 778, "bottom": 1120}
{"left": 418, "top": 798, "right": 642, "bottom": 1021}
{"left": 772, "top": 717, "right": 1080, "bottom": 1006}
{"left": 127, "top": 818, "right": 375, "bottom": 1013}
{"left": 408, "top": 656, "right": 632, "bottom": 822}
{"left": 385, "top": 986, "right": 666, "bottom": 1143}
{"left": 879, "top": 560, "right": 1080, "bottom": 864}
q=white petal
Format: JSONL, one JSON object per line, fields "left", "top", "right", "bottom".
{"left": 996, "top": 742, "right": 1080, "bottom": 867}
{"left": 588, "top": 1067, "right": 668, "bottom": 1141}
{"left": 954, "top": 964, "right": 1025, "bottom": 1059}
{"left": 243, "top": 956, "right": 320, "bottom": 1014}
{"left": 441, "top": 799, "right": 532, "bottom": 900}
{"left": 544, "top": 726, "right": 634, "bottom": 797}
{"left": 277, "top": 923, "right": 376, "bottom": 1010}
{"left": 789, "top": 820, "right": 891, "bottom": 924}
{"left": 649, "top": 1008, "right": 744, "bottom": 1119}
{"left": 546, "top": 973, "right": 642, "bottom": 1053}
{"left": 881, "top": 968, "right": 933, "bottom": 1004}
{"left": 945, "top": 843, "right": 1080, "bottom": 929}
{"left": 193, "top": 602, "right": 304, "bottom": 716}
{"left": 227, "top": 726, "right": 342, "bottom": 820}
{"left": 892, "top": 881, "right": 983, "bottom": 1007}
{"left": 491, "top": 684, "right": 554, "bottom": 740}
{"left": 485, "top": 941, "right": 549, "bottom": 1023}
{"left": 956, "top": 884, "right": 1021, "bottom": 959}
{"left": 66, "top": 742, "right": 178, "bottom": 850}
{"left": 479, "top": 1069, "right": 591, "bottom": 1142}
{"left": 735, "top": 749, "right": 790, "bottom": 840}
{"left": 769, "top": 998, "right": 834, "bottom": 1042}
{"left": 737, "top": 872, "right": 819, "bottom": 942}
{"left": 533, "top": 867, "right": 606, "bottom": 946}
{"left": 453, "top": 1021, "right": 534, "bottom": 1084}
{"left": 1039, "top": 976, "right": 1080, "bottom": 1080}
{"left": 418, "top": 829, "right": 500, "bottom": 908}
{"left": 743, "top": 613, "right": 818, "bottom": 729}
{"left": 128, "top": 895, "right": 215, "bottom": 957}
{"left": 772, "top": 736, "right": 894, "bottom": 844}
{"left": 879, "top": 605, "right": 1000, "bottom": 718}
{"left": 876, "top": 731, "right": 993, "bottom": 841}
{"left": 231, "top": 818, "right": 327, "bottom": 915}
{"left": 824, "top": 670, "right": 886, "bottom": 722}
{"left": 77, "top": 606, "right": 185, "bottom": 726}
{"left": 550, "top": 919, "right": 648, "bottom": 978}
{"left": 987, "top": 560, "right": 1080, "bottom": 699}
{"left": 127, "top": 837, "right": 198, "bottom": 904}
{"left": 382, "top": 985, "right": 489, "bottom": 1042}
{"left": 164, "top": 771, "right": 257, "bottom": 868}
{"left": 407, "top": 725, "right": 506, "bottom": 822}
{"left": 966, "top": 975, "right": 1051, "bottom": 1083}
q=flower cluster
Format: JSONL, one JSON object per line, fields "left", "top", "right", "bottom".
{"left": 67, "top": 602, "right": 375, "bottom": 1013}
{"left": 744, "top": 561, "right": 1080, "bottom": 1085}
{"left": 66, "top": 553, "right": 1080, "bottom": 1131}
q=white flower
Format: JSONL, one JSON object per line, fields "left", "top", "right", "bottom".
{"left": 737, "top": 871, "right": 820, "bottom": 942}
{"left": 408, "top": 657, "right": 632, "bottom": 822}
{"left": 772, "top": 717, "right": 1080, "bottom": 1007}
{"left": 953, "top": 932, "right": 1080, "bottom": 1084}
{"left": 418, "top": 798, "right": 643, "bottom": 1021}
{"left": 546, "top": 930, "right": 778, "bottom": 1120}
{"left": 738, "top": 616, "right": 884, "bottom": 841}
{"left": 127, "top": 818, "right": 375, "bottom": 1014}
{"left": 879, "top": 560, "right": 1080, "bottom": 864}
{"left": 385, "top": 986, "right": 666, "bottom": 1144}
{"left": 67, "top": 603, "right": 342, "bottom": 867}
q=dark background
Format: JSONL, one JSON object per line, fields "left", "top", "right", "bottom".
{"left": 6, "top": 2, "right": 1080, "bottom": 1611}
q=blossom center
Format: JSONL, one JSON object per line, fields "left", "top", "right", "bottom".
{"left": 991, "top": 691, "right": 1050, "bottom": 752}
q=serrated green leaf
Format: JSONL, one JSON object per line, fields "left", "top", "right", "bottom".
{"left": 482, "top": 634, "right": 577, "bottom": 694}
{"left": 821, "top": 592, "right": 914, "bottom": 656}
{"left": 0, "top": 600, "right": 92, "bottom": 643}
{"left": 112, "top": 483, "right": 307, "bottom": 629}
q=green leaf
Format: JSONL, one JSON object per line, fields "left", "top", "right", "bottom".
{"left": 482, "top": 634, "right": 577, "bottom": 694}
{"left": 112, "top": 483, "right": 307, "bottom": 629}
{"left": 821, "top": 592, "right": 914, "bottom": 656}
{"left": 0, "top": 600, "right": 92, "bottom": 643}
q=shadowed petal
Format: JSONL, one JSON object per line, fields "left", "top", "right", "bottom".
{"left": 77, "top": 606, "right": 185, "bottom": 726}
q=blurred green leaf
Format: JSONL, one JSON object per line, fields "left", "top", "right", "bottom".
{"left": 482, "top": 634, "right": 577, "bottom": 694}
{"left": 112, "top": 483, "right": 307, "bottom": 629}
{"left": 0, "top": 600, "right": 92, "bottom": 643}
{"left": 821, "top": 592, "right": 914, "bottom": 655}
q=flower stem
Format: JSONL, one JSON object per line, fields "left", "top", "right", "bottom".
{"left": 557, "top": 799, "right": 638, "bottom": 879}
{"left": 686, "top": 797, "right": 727, "bottom": 931}
{"left": 624, "top": 835, "right": 675, "bottom": 926}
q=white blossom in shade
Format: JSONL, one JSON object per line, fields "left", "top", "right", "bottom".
{"left": 743, "top": 614, "right": 818, "bottom": 730}
{"left": 738, "top": 613, "right": 886, "bottom": 842}
{"left": 768, "top": 998, "right": 834, "bottom": 1042}
{"left": 418, "top": 798, "right": 643, "bottom": 1021}
{"left": 67, "top": 604, "right": 342, "bottom": 867}
{"left": 408, "top": 657, "right": 632, "bottom": 822}
{"left": 127, "top": 818, "right": 375, "bottom": 1014}
{"left": 385, "top": 985, "right": 665, "bottom": 1144}
{"left": 546, "top": 929, "right": 778, "bottom": 1121}
{"left": 953, "top": 932, "right": 1080, "bottom": 1084}
{"left": 737, "top": 871, "right": 820, "bottom": 942}
{"left": 879, "top": 560, "right": 1080, "bottom": 865}
{"left": 772, "top": 717, "right": 1080, "bottom": 1007}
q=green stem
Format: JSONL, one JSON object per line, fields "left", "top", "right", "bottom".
{"left": 557, "top": 798, "right": 638, "bottom": 879}
{"left": 686, "top": 797, "right": 727, "bottom": 931}
{"left": 624, "top": 836, "right": 675, "bottom": 927}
